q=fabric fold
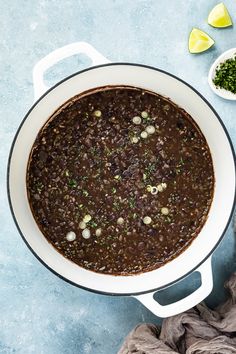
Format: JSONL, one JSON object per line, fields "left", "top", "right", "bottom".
{"left": 118, "top": 273, "right": 236, "bottom": 354}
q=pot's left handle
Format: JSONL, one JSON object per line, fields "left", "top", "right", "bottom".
{"left": 33, "top": 42, "right": 110, "bottom": 101}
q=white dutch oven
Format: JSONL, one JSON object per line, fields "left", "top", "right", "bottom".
{"left": 8, "top": 42, "right": 236, "bottom": 318}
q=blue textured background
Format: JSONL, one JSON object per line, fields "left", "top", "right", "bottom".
{"left": 1, "top": 1, "right": 236, "bottom": 353}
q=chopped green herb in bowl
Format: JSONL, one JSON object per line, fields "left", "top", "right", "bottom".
{"left": 208, "top": 48, "right": 236, "bottom": 100}
{"left": 213, "top": 56, "right": 236, "bottom": 94}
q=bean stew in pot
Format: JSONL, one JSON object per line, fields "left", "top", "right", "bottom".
{"left": 27, "top": 86, "right": 214, "bottom": 275}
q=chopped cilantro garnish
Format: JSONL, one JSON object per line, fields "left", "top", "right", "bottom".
{"left": 129, "top": 197, "right": 136, "bottom": 209}
{"left": 68, "top": 179, "right": 77, "bottom": 188}
{"left": 36, "top": 182, "right": 44, "bottom": 193}
{"left": 113, "top": 201, "right": 120, "bottom": 210}
{"left": 82, "top": 189, "right": 89, "bottom": 196}
{"left": 89, "top": 220, "right": 98, "bottom": 228}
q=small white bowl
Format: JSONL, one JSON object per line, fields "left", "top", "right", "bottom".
{"left": 208, "top": 48, "right": 236, "bottom": 100}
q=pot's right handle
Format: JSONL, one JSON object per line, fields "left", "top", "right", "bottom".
{"left": 134, "top": 256, "right": 213, "bottom": 318}
{"left": 33, "top": 42, "right": 110, "bottom": 101}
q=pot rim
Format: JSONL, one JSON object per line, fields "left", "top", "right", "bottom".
{"left": 7, "top": 62, "right": 236, "bottom": 296}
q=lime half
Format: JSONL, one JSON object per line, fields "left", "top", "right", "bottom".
{"left": 208, "top": 3, "right": 232, "bottom": 28}
{"left": 188, "top": 28, "right": 214, "bottom": 54}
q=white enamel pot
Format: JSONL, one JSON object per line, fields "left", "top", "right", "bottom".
{"left": 8, "top": 42, "right": 236, "bottom": 318}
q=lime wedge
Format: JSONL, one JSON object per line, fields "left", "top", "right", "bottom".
{"left": 188, "top": 28, "right": 214, "bottom": 54}
{"left": 208, "top": 3, "right": 232, "bottom": 28}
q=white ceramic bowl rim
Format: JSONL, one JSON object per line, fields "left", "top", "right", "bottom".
{"left": 7, "top": 62, "right": 236, "bottom": 296}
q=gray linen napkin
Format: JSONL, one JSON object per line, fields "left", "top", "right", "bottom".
{"left": 118, "top": 273, "right": 236, "bottom": 354}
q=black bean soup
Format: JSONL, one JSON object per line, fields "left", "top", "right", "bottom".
{"left": 27, "top": 86, "right": 214, "bottom": 275}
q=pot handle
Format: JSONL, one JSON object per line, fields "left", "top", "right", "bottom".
{"left": 33, "top": 42, "right": 110, "bottom": 101}
{"left": 134, "top": 256, "right": 213, "bottom": 318}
